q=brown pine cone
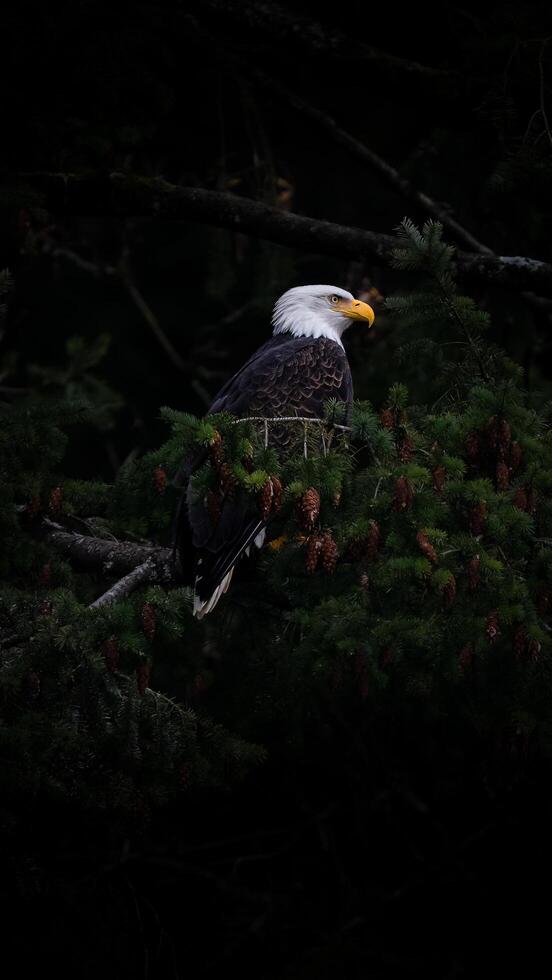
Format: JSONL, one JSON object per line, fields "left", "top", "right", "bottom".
{"left": 208, "top": 431, "right": 223, "bottom": 468}
{"left": 466, "top": 555, "right": 481, "bottom": 591}
{"left": 271, "top": 476, "right": 283, "bottom": 513}
{"left": 49, "top": 486, "right": 63, "bottom": 514}
{"left": 103, "top": 637, "right": 120, "bottom": 673}
{"left": 258, "top": 479, "right": 273, "bottom": 521}
{"left": 496, "top": 461, "right": 510, "bottom": 490}
{"left": 219, "top": 462, "right": 237, "bottom": 497}
{"left": 366, "top": 521, "right": 381, "bottom": 559}
{"left": 142, "top": 603, "right": 156, "bottom": 641}
{"left": 26, "top": 495, "right": 41, "bottom": 519}
{"left": 305, "top": 534, "right": 322, "bottom": 573}
{"left": 320, "top": 531, "right": 338, "bottom": 573}
{"left": 496, "top": 418, "right": 512, "bottom": 458}
{"left": 509, "top": 441, "right": 523, "bottom": 472}
{"left": 432, "top": 465, "right": 446, "bottom": 495}
{"left": 398, "top": 435, "right": 414, "bottom": 462}
{"left": 469, "top": 500, "right": 487, "bottom": 535}
{"left": 485, "top": 610, "right": 500, "bottom": 644}
{"left": 206, "top": 489, "right": 221, "bottom": 526}
{"left": 416, "top": 531, "right": 437, "bottom": 563}
{"left": 392, "top": 476, "right": 413, "bottom": 511}
{"left": 296, "top": 488, "right": 321, "bottom": 530}
{"left": 153, "top": 465, "right": 167, "bottom": 495}
{"left": 136, "top": 662, "right": 151, "bottom": 696}
{"left": 527, "top": 638, "right": 542, "bottom": 662}
{"left": 458, "top": 643, "right": 474, "bottom": 671}
{"left": 512, "top": 487, "right": 528, "bottom": 511}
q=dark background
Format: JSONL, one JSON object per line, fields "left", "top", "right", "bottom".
{"left": 2, "top": 1, "right": 552, "bottom": 976}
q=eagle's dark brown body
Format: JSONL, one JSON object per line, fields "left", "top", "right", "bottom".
{"left": 178, "top": 333, "right": 353, "bottom": 615}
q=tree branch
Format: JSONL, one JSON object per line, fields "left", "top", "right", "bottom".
{"left": 11, "top": 172, "right": 552, "bottom": 295}
{"left": 43, "top": 517, "right": 175, "bottom": 581}
{"left": 89, "top": 559, "right": 159, "bottom": 608}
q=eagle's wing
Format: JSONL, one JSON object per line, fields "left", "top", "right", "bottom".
{"left": 178, "top": 335, "right": 352, "bottom": 617}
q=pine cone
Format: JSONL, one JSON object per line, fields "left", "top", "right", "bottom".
{"left": 26, "top": 495, "right": 41, "bottom": 519}
{"left": 366, "top": 521, "right": 381, "bottom": 559}
{"left": 398, "top": 435, "right": 413, "bottom": 462}
{"left": 320, "top": 531, "right": 338, "bottom": 573}
{"left": 469, "top": 500, "right": 487, "bottom": 535}
{"left": 142, "top": 603, "right": 156, "bottom": 641}
{"left": 207, "top": 489, "right": 221, "bottom": 526}
{"left": 458, "top": 643, "right": 474, "bottom": 671}
{"left": 466, "top": 555, "right": 481, "bottom": 590}
{"left": 258, "top": 479, "right": 273, "bottom": 521}
{"left": 496, "top": 461, "right": 509, "bottom": 490}
{"left": 153, "top": 466, "right": 167, "bottom": 495}
{"left": 443, "top": 575, "right": 456, "bottom": 607}
{"left": 136, "top": 662, "right": 150, "bottom": 696}
{"left": 432, "top": 465, "right": 446, "bottom": 495}
{"left": 496, "top": 418, "right": 512, "bottom": 458}
{"left": 271, "top": 476, "right": 283, "bottom": 513}
{"left": 208, "top": 431, "right": 223, "bottom": 468}
{"left": 512, "top": 487, "right": 528, "bottom": 511}
{"left": 219, "top": 462, "right": 237, "bottom": 497}
{"left": 509, "top": 441, "right": 523, "bottom": 472}
{"left": 296, "top": 488, "right": 321, "bottom": 530}
{"left": 103, "top": 637, "right": 120, "bottom": 673}
{"left": 305, "top": 534, "right": 322, "bottom": 573}
{"left": 416, "top": 531, "right": 437, "bottom": 563}
{"left": 392, "top": 476, "right": 413, "bottom": 511}
{"left": 379, "top": 408, "right": 394, "bottom": 430}
{"left": 465, "top": 432, "right": 480, "bottom": 461}
{"left": 485, "top": 610, "right": 500, "bottom": 644}
{"left": 49, "top": 486, "right": 63, "bottom": 514}
{"left": 527, "top": 638, "right": 542, "bottom": 662}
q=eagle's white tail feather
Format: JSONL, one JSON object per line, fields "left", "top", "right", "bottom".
{"left": 193, "top": 566, "right": 234, "bottom": 619}
{"left": 254, "top": 528, "right": 266, "bottom": 549}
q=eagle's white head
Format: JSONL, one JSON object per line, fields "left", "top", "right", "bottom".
{"left": 271, "top": 284, "right": 375, "bottom": 348}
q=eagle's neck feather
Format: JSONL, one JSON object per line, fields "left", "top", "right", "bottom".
{"left": 272, "top": 310, "right": 345, "bottom": 348}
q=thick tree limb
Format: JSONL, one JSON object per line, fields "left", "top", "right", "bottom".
{"left": 12, "top": 172, "right": 552, "bottom": 295}
{"left": 43, "top": 517, "right": 175, "bottom": 581}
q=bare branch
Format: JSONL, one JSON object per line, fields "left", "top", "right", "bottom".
{"left": 43, "top": 517, "right": 175, "bottom": 580}
{"left": 89, "top": 559, "right": 159, "bottom": 608}
{"left": 12, "top": 172, "right": 552, "bottom": 295}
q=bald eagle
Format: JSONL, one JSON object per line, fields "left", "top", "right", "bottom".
{"left": 177, "top": 285, "right": 375, "bottom": 618}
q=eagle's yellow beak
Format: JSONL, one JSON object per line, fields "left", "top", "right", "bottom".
{"left": 337, "top": 297, "right": 375, "bottom": 326}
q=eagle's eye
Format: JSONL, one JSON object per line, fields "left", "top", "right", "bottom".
{"left": 329, "top": 294, "right": 340, "bottom": 305}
